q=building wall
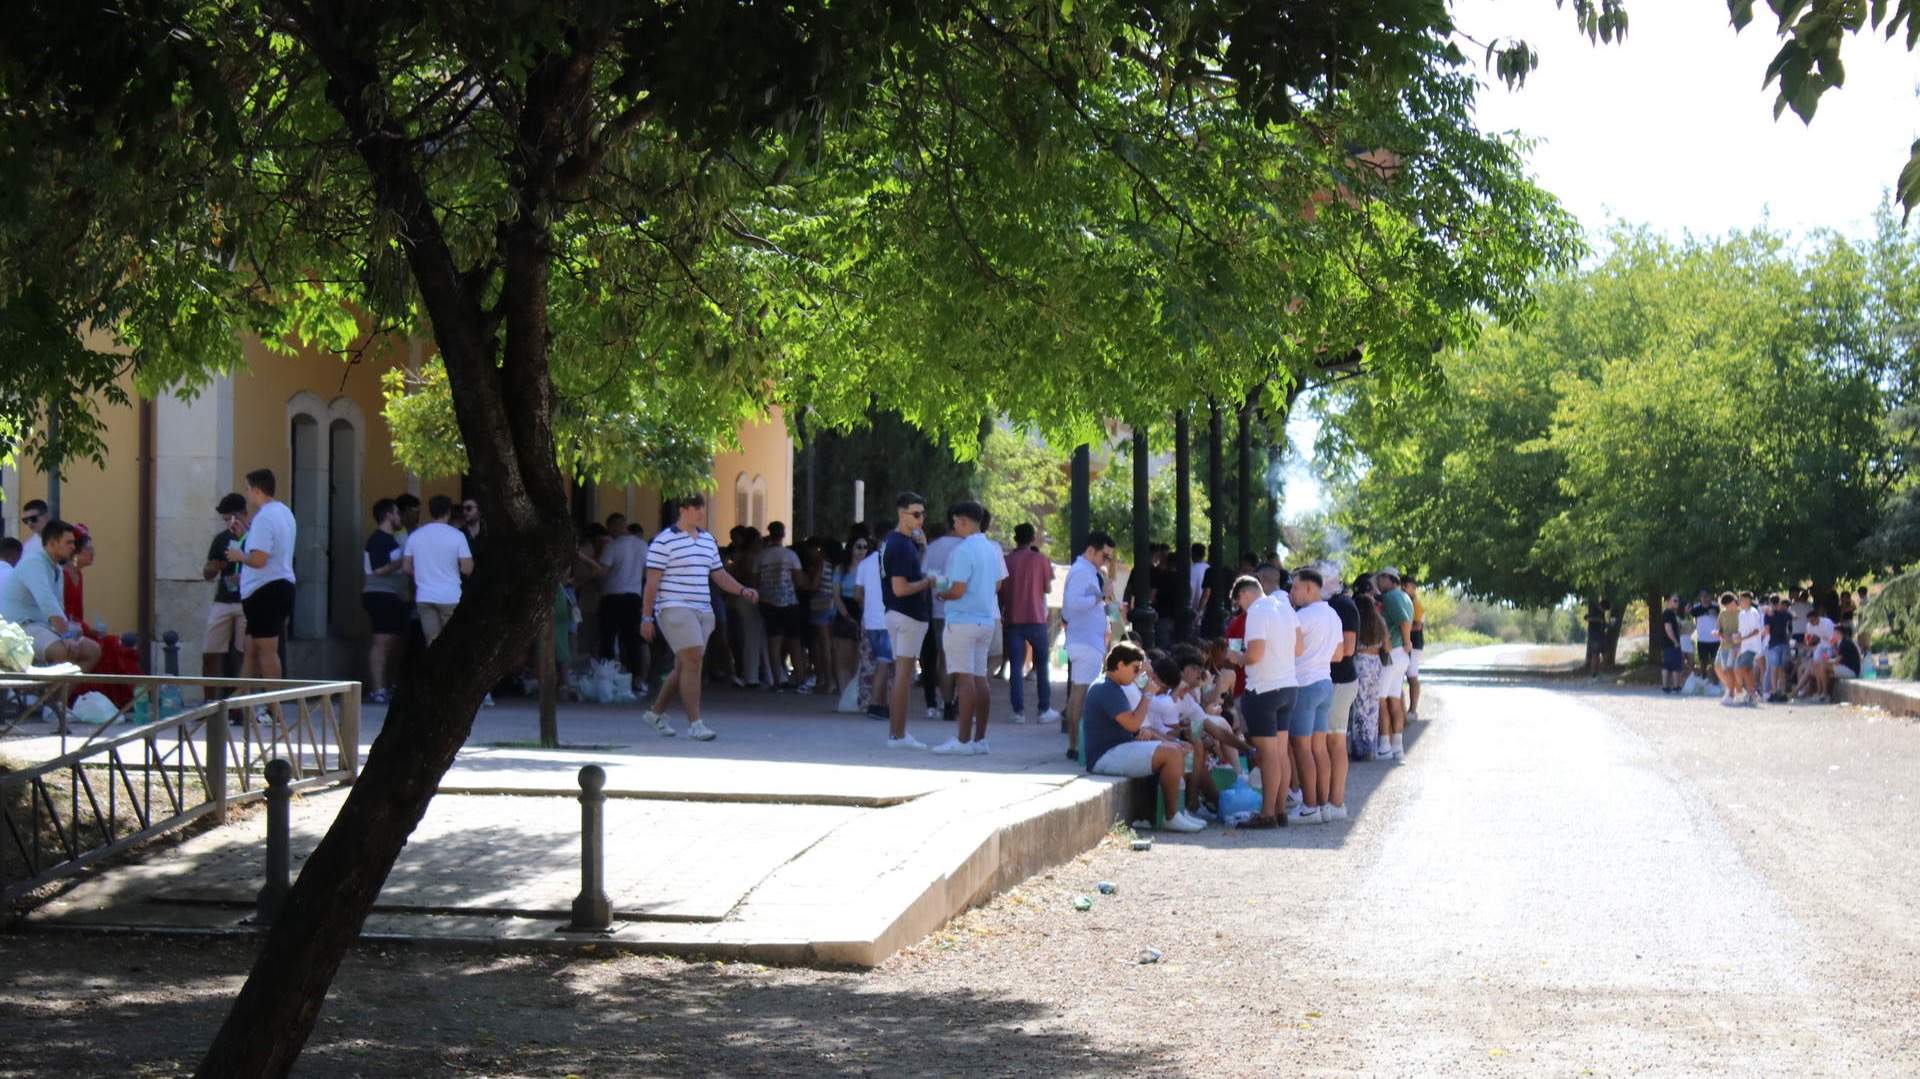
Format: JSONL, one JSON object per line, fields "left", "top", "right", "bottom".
{"left": 712, "top": 409, "right": 793, "bottom": 540}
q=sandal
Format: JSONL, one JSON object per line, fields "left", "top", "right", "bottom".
{"left": 1236, "top": 814, "right": 1281, "bottom": 830}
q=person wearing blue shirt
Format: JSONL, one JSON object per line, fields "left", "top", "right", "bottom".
{"left": 933, "top": 501, "right": 1007, "bottom": 755}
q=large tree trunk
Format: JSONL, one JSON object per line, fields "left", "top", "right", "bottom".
{"left": 196, "top": 13, "right": 590, "bottom": 1076}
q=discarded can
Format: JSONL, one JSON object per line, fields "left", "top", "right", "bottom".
{"left": 1130, "top": 837, "right": 1152, "bottom": 852}
{"left": 1138, "top": 948, "right": 1162, "bottom": 965}
{"left": 1096, "top": 881, "right": 1117, "bottom": 895}
{"left": 1072, "top": 896, "right": 1093, "bottom": 912}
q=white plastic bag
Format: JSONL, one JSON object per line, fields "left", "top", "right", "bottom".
{"left": 836, "top": 678, "right": 862, "bottom": 714}
{"left": 69, "top": 691, "right": 120, "bottom": 724}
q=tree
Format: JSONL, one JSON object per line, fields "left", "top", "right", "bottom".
{"left": 0, "top": 3, "right": 1594, "bottom": 1073}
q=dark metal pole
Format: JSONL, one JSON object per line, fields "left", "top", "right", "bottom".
{"left": 162, "top": 630, "right": 181, "bottom": 677}
{"left": 569, "top": 764, "right": 612, "bottom": 931}
{"left": 1128, "top": 422, "right": 1156, "bottom": 644}
{"left": 255, "top": 758, "right": 292, "bottom": 925}
{"left": 1236, "top": 394, "right": 1253, "bottom": 565}
{"left": 1173, "top": 409, "right": 1193, "bottom": 642}
{"left": 1069, "top": 444, "right": 1091, "bottom": 554}
{"left": 1205, "top": 402, "right": 1226, "bottom": 637}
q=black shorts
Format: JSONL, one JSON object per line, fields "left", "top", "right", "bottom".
{"left": 362, "top": 591, "right": 410, "bottom": 635}
{"left": 1410, "top": 628, "right": 1426, "bottom": 650}
{"left": 759, "top": 602, "right": 806, "bottom": 638}
{"left": 1696, "top": 641, "right": 1719, "bottom": 667}
{"left": 242, "top": 580, "right": 295, "bottom": 641}
{"left": 1240, "top": 686, "right": 1297, "bottom": 738}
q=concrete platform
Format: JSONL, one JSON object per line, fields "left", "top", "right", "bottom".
{"left": 14, "top": 681, "right": 1139, "bottom": 966}
{"left": 1834, "top": 676, "right": 1920, "bottom": 717}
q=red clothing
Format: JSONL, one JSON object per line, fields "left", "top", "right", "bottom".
{"left": 64, "top": 568, "right": 142, "bottom": 706}
{"left": 1222, "top": 609, "right": 1248, "bottom": 700}
{"left": 1001, "top": 547, "right": 1052, "bottom": 625}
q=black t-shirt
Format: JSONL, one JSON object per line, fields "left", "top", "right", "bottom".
{"left": 1836, "top": 639, "right": 1862, "bottom": 674}
{"left": 1767, "top": 609, "right": 1792, "bottom": 647}
{"left": 1328, "top": 592, "right": 1360, "bottom": 684}
{"left": 206, "top": 531, "right": 243, "bottom": 603}
{"left": 880, "top": 531, "right": 930, "bottom": 622}
{"left": 1660, "top": 609, "right": 1682, "bottom": 647}
{"left": 364, "top": 530, "right": 404, "bottom": 594}
{"left": 1149, "top": 564, "right": 1181, "bottom": 610}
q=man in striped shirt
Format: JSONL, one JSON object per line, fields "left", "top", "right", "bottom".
{"left": 639, "top": 493, "right": 758, "bottom": 741}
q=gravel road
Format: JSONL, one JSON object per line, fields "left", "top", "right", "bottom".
{"left": 3, "top": 677, "right": 1916, "bottom": 1077}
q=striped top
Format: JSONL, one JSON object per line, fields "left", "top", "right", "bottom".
{"left": 646, "top": 526, "right": 723, "bottom": 613}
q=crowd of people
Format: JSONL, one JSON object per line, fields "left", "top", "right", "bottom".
{"left": 1656, "top": 588, "right": 1874, "bottom": 705}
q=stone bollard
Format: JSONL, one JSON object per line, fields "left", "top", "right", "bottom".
{"left": 161, "top": 630, "right": 180, "bottom": 677}
{"left": 255, "top": 758, "right": 292, "bottom": 925}
{"left": 568, "top": 764, "right": 613, "bottom": 932}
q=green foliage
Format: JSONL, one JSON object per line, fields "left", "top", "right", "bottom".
{"left": 977, "top": 427, "right": 1071, "bottom": 543}
{"left": 1047, "top": 437, "right": 1211, "bottom": 563}
{"left": 1324, "top": 222, "right": 1913, "bottom": 607}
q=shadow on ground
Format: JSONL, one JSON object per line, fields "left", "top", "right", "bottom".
{"left": 0, "top": 933, "right": 1162, "bottom": 1078}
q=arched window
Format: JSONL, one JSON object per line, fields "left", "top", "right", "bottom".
{"left": 749, "top": 474, "right": 767, "bottom": 530}
{"left": 734, "top": 471, "right": 752, "bottom": 531}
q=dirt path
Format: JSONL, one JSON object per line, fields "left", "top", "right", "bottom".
{"left": 3, "top": 679, "right": 1917, "bottom": 1077}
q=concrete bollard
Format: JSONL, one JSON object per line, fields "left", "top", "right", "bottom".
{"left": 162, "top": 630, "right": 180, "bottom": 677}
{"left": 255, "top": 758, "right": 292, "bottom": 925}
{"left": 569, "top": 764, "right": 613, "bottom": 932}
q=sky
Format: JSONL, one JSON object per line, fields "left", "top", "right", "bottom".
{"left": 1281, "top": 0, "right": 1920, "bottom": 523}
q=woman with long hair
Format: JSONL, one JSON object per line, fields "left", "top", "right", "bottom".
{"left": 831, "top": 531, "right": 869, "bottom": 698}
{"left": 62, "top": 525, "right": 143, "bottom": 705}
{"left": 1350, "top": 594, "right": 1387, "bottom": 760}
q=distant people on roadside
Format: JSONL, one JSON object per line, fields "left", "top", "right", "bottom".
{"left": 1229, "top": 574, "right": 1300, "bottom": 829}
{"left": 1323, "top": 565, "right": 1360, "bottom": 811}
{"left": 755, "top": 520, "right": 807, "bottom": 692}
{"left": 228, "top": 469, "right": 295, "bottom": 681}
{"left": 933, "top": 501, "right": 1005, "bottom": 755}
{"left": 1808, "top": 624, "right": 1863, "bottom": 700}
{"left": 202, "top": 493, "right": 249, "bottom": 685}
{"left": 1691, "top": 590, "right": 1720, "bottom": 682}
{"left": 921, "top": 516, "right": 962, "bottom": 722}
{"left": 830, "top": 533, "right": 867, "bottom": 699}
{"left": 1376, "top": 568, "right": 1413, "bottom": 761}
{"left": 1062, "top": 530, "right": 1117, "bottom": 761}
{"left": 1189, "top": 543, "right": 1212, "bottom": 624}
{"left": 1349, "top": 593, "right": 1386, "bottom": 760}
{"left": 598, "top": 512, "right": 651, "bottom": 693}
{"left": 361, "top": 498, "right": 408, "bottom": 704}
{"left": 1732, "top": 591, "right": 1765, "bottom": 707}
{"left": 1403, "top": 576, "right": 1425, "bottom": 721}
{"left": 638, "top": 493, "right": 757, "bottom": 742}
{"left": 1658, "top": 594, "right": 1686, "bottom": 693}
{"left": 1764, "top": 594, "right": 1794, "bottom": 702}
{"left": 1585, "top": 599, "right": 1611, "bottom": 678}
{"left": 403, "top": 494, "right": 473, "bottom": 646}
{"left": 0, "top": 520, "right": 99, "bottom": 671}
{"left": 881, "top": 492, "right": 937, "bottom": 749}
{"left": 1288, "top": 566, "right": 1342, "bottom": 824}
{"left": 854, "top": 529, "right": 892, "bottom": 721}
{"left": 1001, "top": 523, "right": 1055, "bottom": 726}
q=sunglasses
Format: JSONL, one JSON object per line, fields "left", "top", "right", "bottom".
{"left": 904, "top": 510, "right": 924, "bottom": 519}
{"left": 22, "top": 513, "right": 42, "bottom": 524}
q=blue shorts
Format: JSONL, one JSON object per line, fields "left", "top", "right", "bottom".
{"left": 865, "top": 629, "right": 893, "bottom": 662}
{"left": 1766, "top": 644, "right": 1788, "bottom": 668}
{"left": 1661, "top": 646, "right": 1685, "bottom": 673}
{"left": 1287, "top": 679, "right": 1334, "bottom": 737}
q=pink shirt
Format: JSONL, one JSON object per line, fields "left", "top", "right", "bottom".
{"left": 1002, "top": 547, "right": 1051, "bottom": 625}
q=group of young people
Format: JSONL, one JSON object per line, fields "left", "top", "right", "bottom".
{"left": 1656, "top": 588, "right": 1871, "bottom": 705}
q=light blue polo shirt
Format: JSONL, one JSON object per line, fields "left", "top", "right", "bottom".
{"left": 943, "top": 533, "right": 1005, "bottom": 626}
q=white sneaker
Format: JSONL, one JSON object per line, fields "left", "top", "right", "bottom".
{"left": 925, "top": 706, "right": 941, "bottom": 720}
{"left": 1164, "top": 811, "right": 1206, "bottom": 833}
{"left": 1008, "top": 712, "right": 1027, "bottom": 725}
{"left": 971, "top": 739, "right": 990, "bottom": 755}
{"left": 482, "top": 693, "right": 495, "bottom": 707}
{"left": 686, "top": 719, "right": 717, "bottom": 741}
{"left": 1392, "top": 745, "right": 1405, "bottom": 760}
{"left": 932, "top": 737, "right": 971, "bottom": 755}
{"left": 1288, "top": 803, "right": 1323, "bottom": 824}
{"left": 1373, "top": 747, "right": 1394, "bottom": 761}
{"left": 642, "top": 709, "right": 676, "bottom": 737}
{"left": 1323, "top": 804, "right": 1348, "bottom": 821}
{"left": 1286, "top": 789, "right": 1303, "bottom": 811}
{"left": 888, "top": 734, "right": 928, "bottom": 750}
{"left": 1039, "top": 708, "right": 1064, "bottom": 724}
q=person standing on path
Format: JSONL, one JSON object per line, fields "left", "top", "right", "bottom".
{"left": 1061, "top": 531, "right": 1117, "bottom": 761}
{"left": 201, "top": 493, "right": 249, "bottom": 686}
{"left": 854, "top": 536, "right": 893, "bottom": 721}
{"left": 1001, "top": 523, "right": 1055, "bottom": 726}
{"left": 881, "top": 492, "right": 937, "bottom": 749}
{"left": 1286, "top": 567, "right": 1342, "bottom": 824}
{"left": 1404, "top": 577, "right": 1426, "bottom": 721}
{"left": 1659, "top": 594, "right": 1687, "bottom": 693}
{"left": 1376, "top": 568, "right": 1414, "bottom": 761}
{"left": 1691, "top": 589, "right": 1721, "bottom": 683}
{"left": 1348, "top": 594, "right": 1386, "bottom": 761}
{"left": 755, "top": 521, "right": 807, "bottom": 691}
{"left": 920, "top": 517, "right": 962, "bottom": 721}
{"left": 1232, "top": 574, "right": 1302, "bottom": 828}
{"left": 1318, "top": 564, "right": 1360, "bottom": 819}
{"left": 1188, "top": 543, "right": 1211, "bottom": 633}
{"left": 226, "top": 469, "right": 295, "bottom": 681}
{"left": 402, "top": 495, "right": 473, "bottom": 647}
{"left": 934, "top": 501, "right": 1007, "bottom": 755}
{"left": 598, "top": 516, "right": 651, "bottom": 693}
{"left": 639, "top": 493, "right": 757, "bottom": 742}
{"left": 360, "top": 498, "right": 408, "bottom": 704}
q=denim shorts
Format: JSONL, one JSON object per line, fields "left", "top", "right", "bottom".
{"left": 1766, "top": 644, "right": 1788, "bottom": 668}
{"left": 1287, "top": 679, "right": 1334, "bottom": 737}
{"left": 865, "top": 629, "right": 893, "bottom": 662}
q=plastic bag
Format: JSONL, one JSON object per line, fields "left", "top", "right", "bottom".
{"left": 0, "top": 618, "right": 31, "bottom": 673}
{"left": 836, "top": 678, "right": 862, "bottom": 714}
{"left": 69, "top": 691, "right": 120, "bottom": 724}
{"left": 1217, "top": 778, "right": 1262, "bottom": 828}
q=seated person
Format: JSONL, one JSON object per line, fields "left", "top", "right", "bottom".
{"left": 1811, "top": 625, "right": 1863, "bottom": 701}
{"left": 1172, "top": 644, "right": 1252, "bottom": 768}
{"left": 1081, "top": 642, "right": 1204, "bottom": 833}
{"left": 0, "top": 520, "right": 101, "bottom": 672}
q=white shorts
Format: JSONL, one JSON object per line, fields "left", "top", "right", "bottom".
{"left": 943, "top": 621, "right": 993, "bottom": 677}
{"left": 1408, "top": 649, "right": 1424, "bottom": 677}
{"left": 885, "top": 610, "right": 928, "bottom": 664}
{"left": 202, "top": 601, "right": 247, "bottom": 653}
{"left": 657, "top": 606, "right": 715, "bottom": 653}
{"left": 1067, "top": 643, "right": 1104, "bottom": 686}
{"left": 1378, "top": 651, "right": 1408, "bottom": 700}
{"left": 1090, "top": 740, "right": 1161, "bottom": 778}
{"left": 1328, "top": 680, "right": 1360, "bottom": 736}
{"left": 24, "top": 622, "right": 62, "bottom": 663}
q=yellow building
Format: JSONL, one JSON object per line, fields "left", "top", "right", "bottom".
{"left": 1, "top": 337, "right": 793, "bottom": 679}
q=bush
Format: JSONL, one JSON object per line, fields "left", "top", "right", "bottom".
{"left": 1429, "top": 625, "right": 1497, "bottom": 646}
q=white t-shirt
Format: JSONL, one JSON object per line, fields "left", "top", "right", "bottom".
{"left": 1189, "top": 562, "right": 1210, "bottom": 608}
{"left": 1738, "top": 606, "right": 1766, "bottom": 655}
{"left": 923, "top": 534, "right": 963, "bottom": 619}
{"left": 644, "top": 526, "right": 722, "bottom": 612}
{"left": 857, "top": 551, "right": 887, "bottom": 631}
{"left": 1788, "top": 601, "right": 1813, "bottom": 636}
{"left": 0, "top": 560, "right": 13, "bottom": 599}
{"left": 239, "top": 499, "right": 297, "bottom": 598}
{"left": 1807, "top": 616, "right": 1836, "bottom": 646}
{"left": 404, "top": 521, "right": 472, "bottom": 605}
{"left": 1243, "top": 595, "right": 1300, "bottom": 693}
{"left": 1294, "top": 600, "right": 1342, "bottom": 685}
{"left": 1693, "top": 605, "right": 1719, "bottom": 643}
{"left": 599, "top": 533, "right": 648, "bottom": 596}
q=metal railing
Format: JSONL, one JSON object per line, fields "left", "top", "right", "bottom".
{"left": 0, "top": 673, "right": 360, "bottom": 903}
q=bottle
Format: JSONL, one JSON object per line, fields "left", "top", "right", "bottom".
{"left": 159, "top": 684, "right": 185, "bottom": 717}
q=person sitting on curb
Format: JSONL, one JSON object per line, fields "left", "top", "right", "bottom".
{"left": 1080, "top": 641, "right": 1206, "bottom": 833}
